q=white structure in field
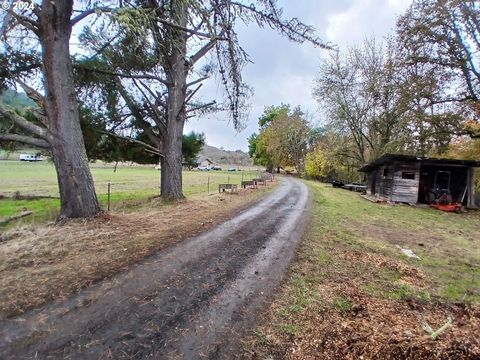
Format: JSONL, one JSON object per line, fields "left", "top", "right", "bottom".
{"left": 19, "top": 154, "right": 43, "bottom": 162}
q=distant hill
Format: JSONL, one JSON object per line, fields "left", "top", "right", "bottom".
{"left": 0, "top": 89, "right": 35, "bottom": 109}
{"left": 199, "top": 144, "right": 252, "bottom": 166}
{"left": 0, "top": 89, "right": 253, "bottom": 166}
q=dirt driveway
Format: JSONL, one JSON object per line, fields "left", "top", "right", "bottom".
{"left": 0, "top": 177, "right": 310, "bottom": 359}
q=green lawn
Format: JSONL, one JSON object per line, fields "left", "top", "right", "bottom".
{"left": 247, "top": 181, "right": 480, "bottom": 359}
{"left": 303, "top": 181, "right": 480, "bottom": 302}
{"left": 0, "top": 160, "right": 261, "bottom": 224}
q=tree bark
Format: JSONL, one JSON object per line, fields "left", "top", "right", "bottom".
{"left": 160, "top": 1, "right": 188, "bottom": 200}
{"left": 40, "top": 0, "right": 100, "bottom": 219}
{"left": 160, "top": 118, "right": 185, "bottom": 199}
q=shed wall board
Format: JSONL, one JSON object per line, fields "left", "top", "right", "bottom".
{"left": 375, "top": 169, "right": 381, "bottom": 196}
{"left": 467, "top": 167, "right": 476, "bottom": 208}
{"left": 379, "top": 165, "right": 394, "bottom": 199}
{"left": 391, "top": 161, "right": 420, "bottom": 203}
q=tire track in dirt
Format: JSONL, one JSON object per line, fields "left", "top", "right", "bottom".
{"left": 0, "top": 177, "right": 310, "bottom": 359}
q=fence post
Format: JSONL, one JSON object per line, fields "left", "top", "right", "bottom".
{"left": 107, "top": 180, "right": 111, "bottom": 211}
{"left": 227, "top": 175, "right": 230, "bottom": 185}
{"left": 207, "top": 176, "right": 210, "bottom": 193}
{"left": 241, "top": 171, "right": 244, "bottom": 183}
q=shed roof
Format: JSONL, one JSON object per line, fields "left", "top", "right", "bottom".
{"left": 359, "top": 154, "right": 480, "bottom": 172}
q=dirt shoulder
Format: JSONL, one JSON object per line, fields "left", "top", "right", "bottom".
{"left": 0, "top": 183, "right": 275, "bottom": 320}
{"left": 245, "top": 181, "right": 480, "bottom": 359}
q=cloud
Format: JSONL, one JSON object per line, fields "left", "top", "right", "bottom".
{"left": 189, "top": 0, "right": 413, "bottom": 151}
{"left": 326, "top": 0, "right": 412, "bottom": 48}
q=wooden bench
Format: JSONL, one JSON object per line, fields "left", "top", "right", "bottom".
{"left": 218, "top": 184, "right": 237, "bottom": 193}
{"left": 241, "top": 180, "right": 256, "bottom": 188}
{"left": 252, "top": 178, "right": 265, "bottom": 186}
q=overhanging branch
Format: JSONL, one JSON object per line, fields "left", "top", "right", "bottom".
{"left": 185, "top": 83, "right": 203, "bottom": 104}
{"left": 97, "top": 130, "right": 163, "bottom": 156}
{"left": 0, "top": 133, "right": 50, "bottom": 149}
{"left": 186, "top": 101, "right": 216, "bottom": 113}
{"left": 7, "top": 10, "right": 40, "bottom": 36}
{"left": 74, "top": 65, "right": 169, "bottom": 86}
{"left": 157, "top": 18, "right": 226, "bottom": 40}
{"left": 189, "top": 38, "right": 219, "bottom": 65}
{"left": 187, "top": 76, "right": 209, "bottom": 88}
{"left": 0, "top": 103, "right": 52, "bottom": 141}
{"left": 71, "top": 7, "right": 114, "bottom": 26}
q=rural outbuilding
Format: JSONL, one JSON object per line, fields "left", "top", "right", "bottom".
{"left": 196, "top": 156, "right": 215, "bottom": 167}
{"left": 359, "top": 154, "right": 479, "bottom": 208}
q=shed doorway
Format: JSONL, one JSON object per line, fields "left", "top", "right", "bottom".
{"left": 418, "top": 165, "right": 468, "bottom": 205}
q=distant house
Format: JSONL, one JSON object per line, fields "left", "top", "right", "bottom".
{"left": 359, "top": 154, "right": 480, "bottom": 208}
{"left": 196, "top": 156, "right": 215, "bottom": 167}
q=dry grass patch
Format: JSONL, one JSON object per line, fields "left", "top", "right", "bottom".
{"left": 0, "top": 183, "right": 275, "bottom": 320}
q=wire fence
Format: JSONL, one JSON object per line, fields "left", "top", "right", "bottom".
{"left": 102, "top": 170, "right": 274, "bottom": 211}
{"left": 0, "top": 165, "right": 275, "bottom": 221}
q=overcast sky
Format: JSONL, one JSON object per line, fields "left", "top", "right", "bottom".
{"left": 184, "top": 0, "right": 413, "bottom": 151}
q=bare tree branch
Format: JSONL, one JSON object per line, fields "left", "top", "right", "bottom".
{"left": 189, "top": 38, "right": 219, "bottom": 65}
{"left": 74, "top": 65, "right": 170, "bottom": 85}
{"left": 186, "top": 101, "right": 216, "bottom": 113}
{"left": 113, "top": 78, "right": 163, "bottom": 145}
{"left": 15, "top": 78, "right": 44, "bottom": 107}
{"left": 185, "top": 83, "right": 203, "bottom": 104}
{"left": 96, "top": 129, "right": 163, "bottom": 156}
{"left": 71, "top": 7, "right": 114, "bottom": 26}
{"left": 0, "top": 133, "right": 50, "bottom": 149}
{"left": 131, "top": 78, "right": 166, "bottom": 131}
{"left": 157, "top": 18, "right": 226, "bottom": 40}
{"left": 186, "top": 76, "right": 209, "bottom": 88}
{"left": 6, "top": 9, "right": 40, "bottom": 36}
{"left": 0, "top": 103, "right": 52, "bottom": 141}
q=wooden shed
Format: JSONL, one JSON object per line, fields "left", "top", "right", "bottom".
{"left": 359, "top": 154, "right": 479, "bottom": 208}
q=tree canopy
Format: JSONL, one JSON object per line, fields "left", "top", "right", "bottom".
{"left": 397, "top": 0, "right": 480, "bottom": 138}
{"left": 0, "top": 0, "right": 329, "bottom": 215}
{"left": 249, "top": 105, "right": 312, "bottom": 175}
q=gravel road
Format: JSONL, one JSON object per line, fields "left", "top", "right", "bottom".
{"left": 0, "top": 177, "right": 310, "bottom": 359}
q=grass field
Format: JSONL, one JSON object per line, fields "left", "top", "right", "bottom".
{"left": 0, "top": 160, "right": 262, "bottom": 224}
{"left": 247, "top": 181, "right": 480, "bottom": 359}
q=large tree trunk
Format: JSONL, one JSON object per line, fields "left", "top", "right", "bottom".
{"left": 160, "top": 1, "right": 188, "bottom": 200}
{"left": 40, "top": 0, "right": 100, "bottom": 219}
{"left": 160, "top": 118, "right": 185, "bottom": 199}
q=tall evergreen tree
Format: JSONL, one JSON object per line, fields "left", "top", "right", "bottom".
{"left": 76, "top": 0, "right": 331, "bottom": 200}
{"left": 0, "top": 1, "right": 110, "bottom": 220}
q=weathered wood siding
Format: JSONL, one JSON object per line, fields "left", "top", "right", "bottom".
{"left": 467, "top": 167, "right": 477, "bottom": 208}
{"left": 366, "top": 171, "right": 375, "bottom": 195}
{"left": 391, "top": 162, "right": 420, "bottom": 203}
{"left": 378, "top": 165, "right": 394, "bottom": 199}
{"left": 375, "top": 169, "right": 382, "bottom": 196}
{"left": 372, "top": 169, "right": 380, "bottom": 195}
{"left": 366, "top": 165, "right": 394, "bottom": 200}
